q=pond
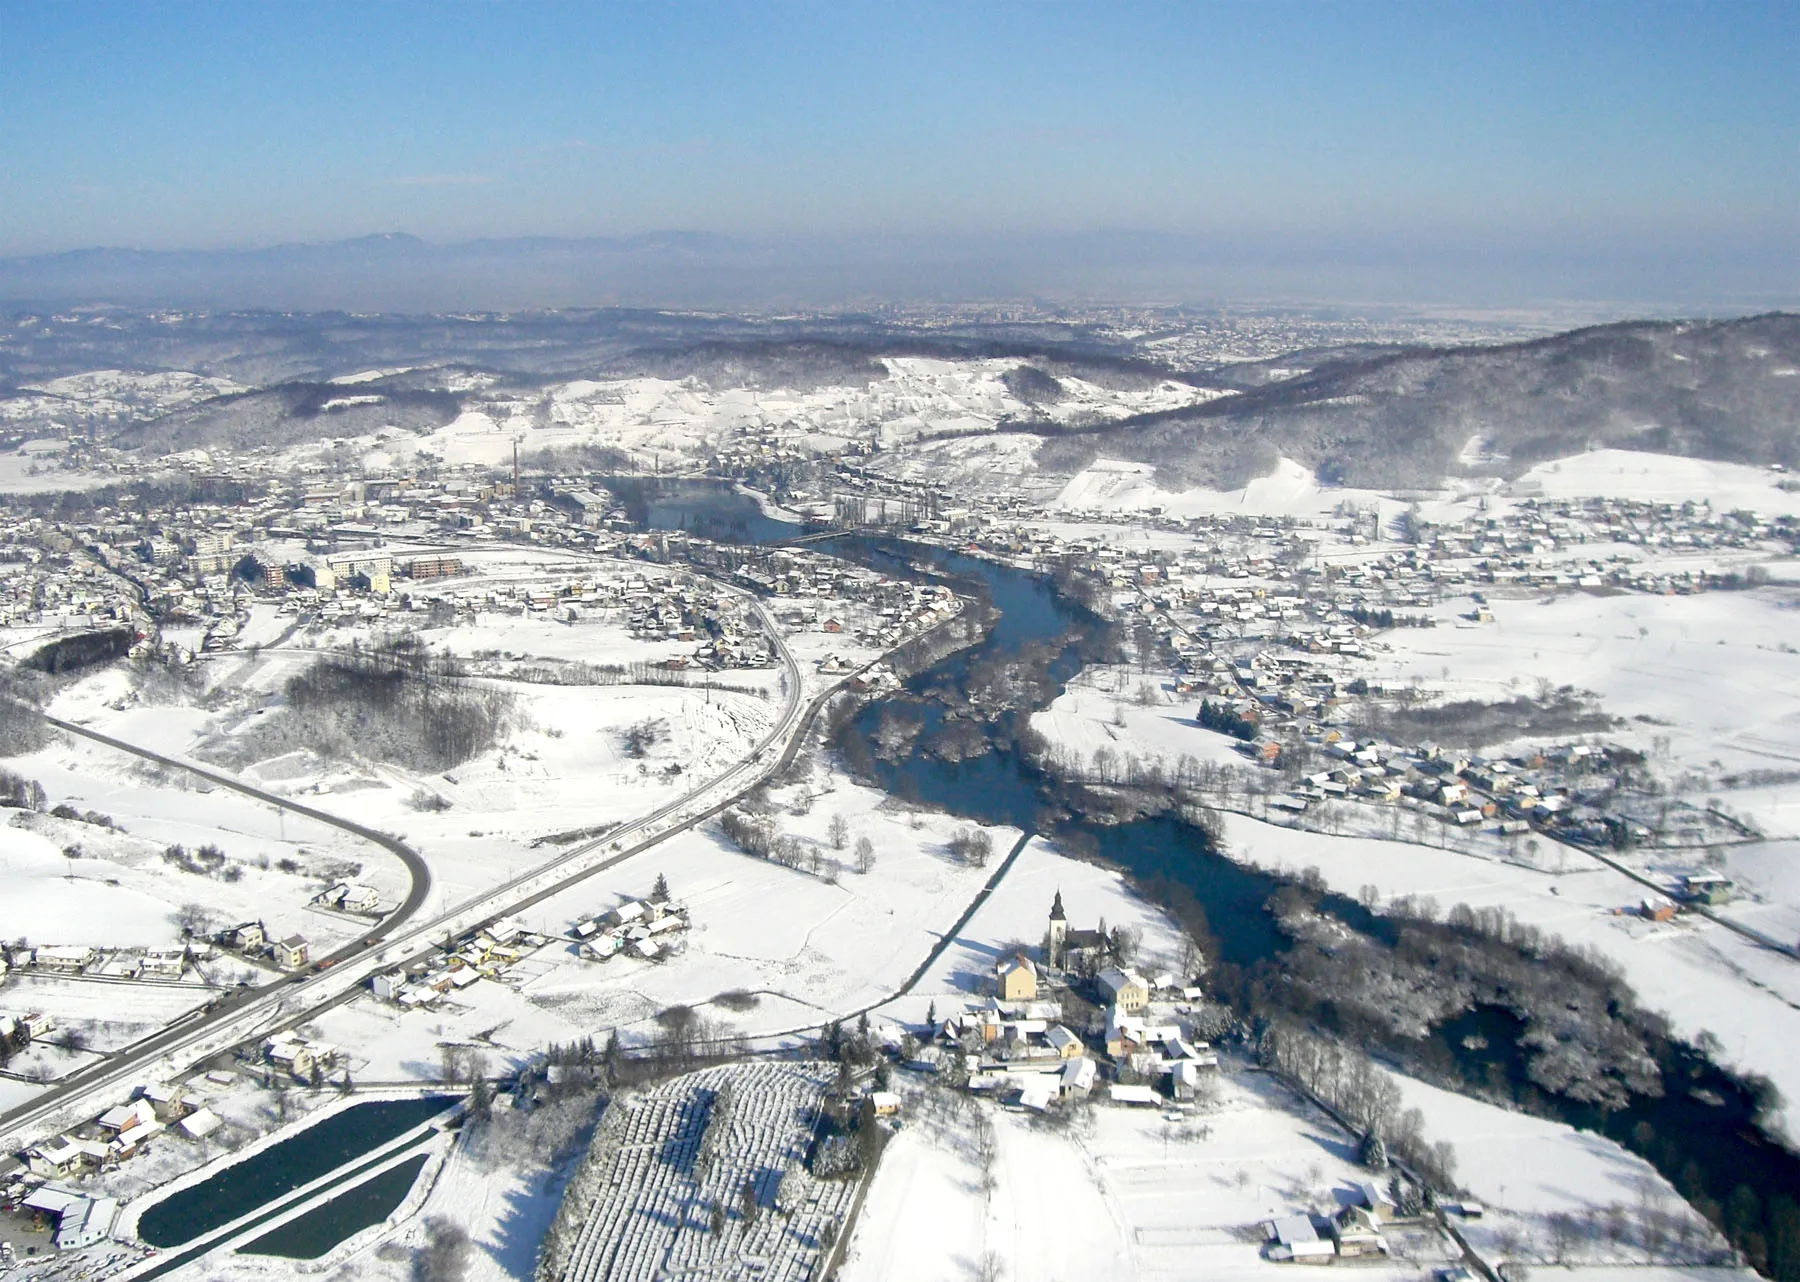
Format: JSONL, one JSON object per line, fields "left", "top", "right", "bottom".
{"left": 238, "top": 1151, "right": 432, "bottom": 1259}
{"left": 136, "top": 1095, "right": 456, "bottom": 1248}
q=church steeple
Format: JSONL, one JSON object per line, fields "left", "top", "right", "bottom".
{"left": 1047, "top": 890, "right": 1068, "bottom": 968}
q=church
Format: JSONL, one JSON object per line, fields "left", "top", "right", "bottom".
{"left": 1045, "top": 891, "right": 1108, "bottom": 974}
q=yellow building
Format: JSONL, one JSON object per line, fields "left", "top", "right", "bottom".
{"left": 997, "top": 953, "right": 1038, "bottom": 1003}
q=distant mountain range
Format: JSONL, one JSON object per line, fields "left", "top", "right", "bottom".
{"left": 1033, "top": 312, "right": 1800, "bottom": 488}
{"left": 3, "top": 298, "right": 1795, "bottom": 491}
{"left": 4, "top": 230, "right": 1798, "bottom": 312}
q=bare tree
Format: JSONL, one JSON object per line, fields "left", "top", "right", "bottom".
{"left": 828, "top": 814, "right": 849, "bottom": 850}
{"left": 415, "top": 1216, "right": 471, "bottom": 1282}
{"left": 854, "top": 835, "right": 875, "bottom": 874}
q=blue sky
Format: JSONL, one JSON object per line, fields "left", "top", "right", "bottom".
{"left": 2, "top": 2, "right": 1795, "bottom": 267}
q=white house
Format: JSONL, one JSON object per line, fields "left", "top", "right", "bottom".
{"left": 1266, "top": 1213, "right": 1334, "bottom": 1262}
{"left": 1060, "top": 1057, "right": 1098, "bottom": 1098}
{"left": 179, "top": 1108, "right": 224, "bottom": 1139}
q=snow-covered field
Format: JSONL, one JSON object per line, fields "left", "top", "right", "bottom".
{"left": 1511, "top": 449, "right": 1800, "bottom": 517}
{"left": 299, "top": 764, "right": 1023, "bottom": 1082}
{"left": 839, "top": 1060, "right": 1725, "bottom": 1282}
{"left": 359, "top": 358, "right": 1222, "bottom": 473}
{"left": 0, "top": 775, "right": 384, "bottom": 958}
{"left": 1055, "top": 456, "right": 1402, "bottom": 521}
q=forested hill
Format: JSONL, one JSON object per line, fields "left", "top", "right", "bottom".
{"left": 1036, "top": 312, "right": 1800, "bottom": 490}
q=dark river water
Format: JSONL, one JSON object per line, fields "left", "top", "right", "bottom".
{"left": 629, "top": 476, "right": 804, "bottom": 546}
{"left": 647, "top": 483, "right": 1800, "bottom": 1259}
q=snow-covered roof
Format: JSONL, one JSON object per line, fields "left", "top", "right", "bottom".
{"left": 179, "top": 1108, "right": 223, "bottom": 1138}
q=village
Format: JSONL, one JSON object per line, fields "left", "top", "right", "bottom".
{"left": 0, "top": 406, "right": 1792, "bottom": 1281}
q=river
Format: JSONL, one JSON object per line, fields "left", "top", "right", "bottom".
{"left": 649, "top": 482, "right": 1800, "bottom": 1262}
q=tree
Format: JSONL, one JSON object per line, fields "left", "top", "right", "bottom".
{"left": 854, "top": 835, "right": 875, "bottom": 874}
{"left": 652, "top": 872, "right": 670, "bottom": 902}
{"left": 950, "top": 828, "right": 993, "bottom": 867}
{"left": 439, "top": 1044, "right": 464, "bottom": 1084}
{"left": 1357, "top": 1128, "right": 1388, "bottom": 1170}
{"left": 740, "top": 1176, "right": 760, "bottom": 1228}
{"left": 174, "top": 902, "right": 214, "bottom": 939}
{"left": 828, "top": 814, "right": 849, "bottom": 851}
{"left": 415, "top": 1216, "right": 471, "bottom": 1282}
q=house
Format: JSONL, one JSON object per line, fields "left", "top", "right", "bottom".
{"left": 139, "top": 1082, "right": 194, "bottom": 1121}
{"left": 179, "top": 1108, "right": 223, "bottom": 1139}
{"left": 1266, "top": 1213, "right": 1334, "bottom": 1263}
{"left": 996, "top": 954, "right": 1038, "bottom": 1003}
{"left": 229, "top": 921, "right": 267, "bottom": 953}
{"left": 869, "top": 1091, "right": 902, "bottom": 1116}
{"left": 1097, "top": 967, "right": 1149, "bottom": 1014}
{"left": 265, "top": 1033, "right": 336, "bottom": 1080}
{"left": 35, "top": 945, "right": 98, "bottom": 974}
{"left": 97, "top": 1098, "right": 157, "bottom": 1136}
{"left": 1330, "top": 1204, "right": 1389, "bottom": 1257}
{"left": 1, "top": 1010, "right": 53, "bottom": 1047}
{"left": 1044, "top": 1024, "right": 1084, "bottom": 1059}
{"left": 1060, "top": 1056, "right": 1098, "bottom": 1098}
{"left": 320, "top": 882, "right": 382, "bottom": 914}
{"left": 1171, "top": 1058, "right": 1216, "bottom": 1101}
{"left": 1681, "top": 873, "right": 1734, "bottom": 905}
{"left": 274, "top": 935, "right": 310, "bottom": 969}
{"left": 1347, "top": 1180, "right": 1392, "bottom": 1220}
{"left": 137, "top": 949, "right": 188, "bottom": 980}
{"left": 1016, "top": 1076, "right": 1058, "bottom": 1113}
{"left": 25, "top": 1137, "right": 109, "bottom": 1178}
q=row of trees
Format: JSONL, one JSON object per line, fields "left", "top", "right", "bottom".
{"left": 0, "top": 767, "right": 47, "bottom": 811}
{"left": 717, "top": 808, "right": 878, "bottom": 878}
{"left": 1257, "top": 1022, "right": 1459, "bottom": 1193}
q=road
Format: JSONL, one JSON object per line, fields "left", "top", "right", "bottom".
{"left": 0, "top": 593, "right": 956, "bottom": 1160}
{"left": 40, "top": 713, "right": 435, "bottom": 940}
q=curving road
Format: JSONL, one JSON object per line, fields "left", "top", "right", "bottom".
{"left": 40, "top": 713, "right": 435, "bottom": 941}
{"left": 0, "top": 589, "right": 959, "bottom": 1160}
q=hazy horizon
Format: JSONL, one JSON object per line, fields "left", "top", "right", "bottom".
{"left": 4, "top": 2, "right": 1796, "bottom": 311}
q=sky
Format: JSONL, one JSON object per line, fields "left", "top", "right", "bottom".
{"left": 1, "top": 2, "right": 1796, "bottom": 304}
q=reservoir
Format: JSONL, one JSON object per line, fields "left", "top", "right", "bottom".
{"left": 136, "top": 1095, "right": 456, "bottom": 1248}
{"left": 238, "top": 1151, "right": 433, "bottom": 1259}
